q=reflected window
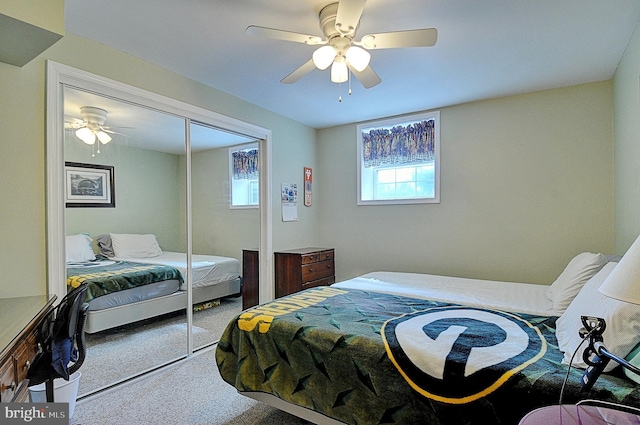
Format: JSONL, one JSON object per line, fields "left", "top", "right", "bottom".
{"left": 230, "top": 143, "right": 259, "bottom": 208}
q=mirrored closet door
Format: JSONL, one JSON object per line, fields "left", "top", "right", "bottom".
{"left": 46, "top": 62, "right": 273, "bottom": 399}
{"left": 64, "top": 87, "right": 190, "bottom": 396}
{"left": 190, "top": 121, "right": 259, "bottom": 351}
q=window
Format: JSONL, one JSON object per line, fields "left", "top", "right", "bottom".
{"left": 229, "top": 143, "right": 259, "bottom": 208}
{"left": 357, "top": 111, "right": 440, "bottom": 205}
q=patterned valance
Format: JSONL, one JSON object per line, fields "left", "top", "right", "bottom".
{"left": 232, "top": 149, "right": 258, "bottom": 180}
{"left": 362, "top": 119, "right": 435, "bottom": 168}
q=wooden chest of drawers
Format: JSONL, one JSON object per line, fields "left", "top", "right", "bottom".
{"left": 275, "top": 248, "right": 335, "bottom": 298}
{"left": 1, "top": 295, "right": 56, "bottom": 403}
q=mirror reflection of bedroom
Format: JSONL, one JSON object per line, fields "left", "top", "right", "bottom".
{"left": 63, "top": 86, "right": 259, "bottom": 397}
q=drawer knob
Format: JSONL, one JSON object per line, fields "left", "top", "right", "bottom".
{"left": 24, "top": 360, "right": 31, "bottom": 370}
{"left": 2, "top": 381, "right": 16, "bottom": 392}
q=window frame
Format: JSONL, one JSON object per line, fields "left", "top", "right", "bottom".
{"left": 357, "top": 111, "right": 440, "bottom": 205}
{"left": 229, "top": 142, "right": 259, "bottom": 209}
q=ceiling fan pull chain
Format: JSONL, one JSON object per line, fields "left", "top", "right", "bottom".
{"left": 338, "top": 82, "right": 343, "bottom": 102}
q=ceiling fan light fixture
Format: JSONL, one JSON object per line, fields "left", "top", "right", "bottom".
{"left": 345, "top": 46, "right": 370, "bottom": 72}
{"left": 312, "top": 45, "right": 337, "bottom": 70}
{"left": 96, "top": 130, "right": 112, "bottom": 144}
{"left": 76, "top": 127, "right": 96, "bottom": 145}
{"left": 331, "top": 58, "right": 349, "bottom": 83}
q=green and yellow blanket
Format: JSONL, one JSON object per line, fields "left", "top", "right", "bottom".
{"left": 216, "top": 287, "right": 640, "bottom": 425}
{"left": 66, "top": 260, "right": 183, "bottom": 302}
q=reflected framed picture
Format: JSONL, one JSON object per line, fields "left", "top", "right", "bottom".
{"left": 65, "top": 162, "right": 115, "bottom": 208}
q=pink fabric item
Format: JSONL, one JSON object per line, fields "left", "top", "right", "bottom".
{"left": 519, "top": 405, "right": 640, "bottom": 425}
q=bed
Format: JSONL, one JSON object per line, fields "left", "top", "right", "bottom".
{"left": 215, "top": 251, "right": 640, "bottom": 425}
{"left": 66, "top": 233, "right": 241, "bottom": 333}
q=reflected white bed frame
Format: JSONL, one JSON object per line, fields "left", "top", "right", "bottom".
{"left": 84, "top": 278, "right": 240, "bottom": 333}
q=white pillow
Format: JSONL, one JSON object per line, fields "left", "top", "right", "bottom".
{"left": 547, "top": 252, "right": 607, "bottom": 311}
{"left": 66, "top": 233, "right": 96, "bottom": 263}
{"left": 110, "top": 233, "right": 162, "bottom": 258}
{"left": 555, "top": 262, "right": 640, "bottom": 372}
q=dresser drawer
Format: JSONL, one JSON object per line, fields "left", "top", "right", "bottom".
{"left": 301, "top": 259, "right": 334, "bottom": 282}
{"left": 275, "top": 248, "right": 335, "bottom": 298}
{"left": 302, "top": 276, "right": 335, "bottom": 290}
{"left": 14, "top": 343, "right": 29, "bottom": 383}
{"left": 0, "top": 358, "right": 16, "bottom": 402}
{"left": 301, "top": 250, "right": 334, "bottom": 264}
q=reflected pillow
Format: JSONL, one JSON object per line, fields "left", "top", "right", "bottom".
{"left": 66, "top": 233, "right": 96, "bottom": 263}
{"left": 96, "top": 234, "right": 114, "bottom": 257}
{"left": 556, "top": 261, "right": 640, "bottom": 372}
{"left": 546, "top": 252, "right": 607, "bottom": 312}
{"left": 110, "top": 233, "right": 162, "bottom": 258}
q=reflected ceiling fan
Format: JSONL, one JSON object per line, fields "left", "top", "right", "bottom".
{"left": 65, "top": 106, "right": 131, "bottom": 156}
{"left": 246, "top": 0, "right": 437, "bottom": 98}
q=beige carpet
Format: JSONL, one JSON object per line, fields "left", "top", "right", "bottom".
{"left": 71, "top": 346, "right": 309, "bottom": 425}
{"left": 72, "top": 296, "right": 312, "bottom": 424}
{"left": 79, "top": 297, "right": 242, "bottom": 396}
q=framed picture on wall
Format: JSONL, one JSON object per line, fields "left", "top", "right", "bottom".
{"left": 65, "top": 162, "right": 115, "bottom": 208}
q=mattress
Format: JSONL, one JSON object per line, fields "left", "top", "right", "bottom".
{"left": 86, "top": 279, "right": 180, "bottom": 311}
{"left": 110, "top": 251, "right": 241, "bottom": 290}
{"left": 333, "top": 271, "right": 559, "bottom": 316}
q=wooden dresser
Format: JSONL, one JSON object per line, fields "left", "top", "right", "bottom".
{"left": 275, "top": 248, "right": 335, "bottom": 298}
{"left": 242, "top": 249, "right": 260, "bottom": 310}
{"left": 0, "top": 295, "right": 56, "bottom": 403}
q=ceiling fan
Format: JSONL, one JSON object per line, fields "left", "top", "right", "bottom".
{"left": 65, "top": 106, "right": 131, "bottom": 156}
{"left": 246, "top": 0, "right": 437, "bottom": 94}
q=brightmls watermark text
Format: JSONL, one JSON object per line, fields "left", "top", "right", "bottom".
{"left": 1, "top": 404, "right": 68, "bottom": 424}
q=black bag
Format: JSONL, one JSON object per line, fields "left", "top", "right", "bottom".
{"left": 27, "top": 285, "right": 89, "bottom": 386}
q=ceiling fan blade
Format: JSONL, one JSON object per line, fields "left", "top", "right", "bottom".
{"left": 246, "top": 25, "right": 325, "bottom": 45}
{"left": 335, "top": 0, "right": 367, "bottom": 36}
{"left": 360, "top": 28, "right": 438, "bottom": 49}
{"left": 64, "top": 116, "right": 85, "bottom": 126}
{"left": 348, "top": 63, "right": 381, "bottom": 89}
{"left": 281, "top": 59, "right": 317, "bottom": 84}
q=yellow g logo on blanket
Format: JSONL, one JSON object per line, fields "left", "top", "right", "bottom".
{"left": 382, "top": 306, "right": 547, "bottom": 404}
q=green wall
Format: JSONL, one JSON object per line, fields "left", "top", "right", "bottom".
{"left": 3, "top": 23, "right": 639, "bottom": 299}
{"left": 191, "top": 147, "right": 260, "bottom": 258}
{"left": 0, "top": 32, "right": 319, "bottom": 298}
{"left": 64, "top": 135, "right": 183, "bottom": 252}
{"left": 317, "top": 81, "right": 614, "bottom": 285}
{"left": 613, "top": 20, "right": 640, "bottom": 253}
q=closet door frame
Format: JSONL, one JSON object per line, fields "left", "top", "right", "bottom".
{"left": 45, "top": 61, "right": 274, "bottom": 347}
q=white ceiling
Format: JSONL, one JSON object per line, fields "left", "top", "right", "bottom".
{"left": 64, "top": 88, "right": 254, "bottom": 154}
{"left": 64, "top": 0, "right": 640, "bottom": 131}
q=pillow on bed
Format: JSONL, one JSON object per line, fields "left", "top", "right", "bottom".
{"left": 546, "top": 252, "right": 607, "bottom": 311}
{"left": 555, "top": 261, "right": 640, "bottom": 372}
{"left": 624, "top": 343, "right": 640, "bottom": 384}
{"left": 110, "top": 233, "right": 162, "bottom": 258}
{"left": 96, "top": 234, "right": 115, "bottom": 257}
{"left": 66, "top": 233, "right": 96, "bottom": 263}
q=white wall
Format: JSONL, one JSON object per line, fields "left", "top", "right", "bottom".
{"left": 317, "top": 82, "right": 613, "bottom": 285}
